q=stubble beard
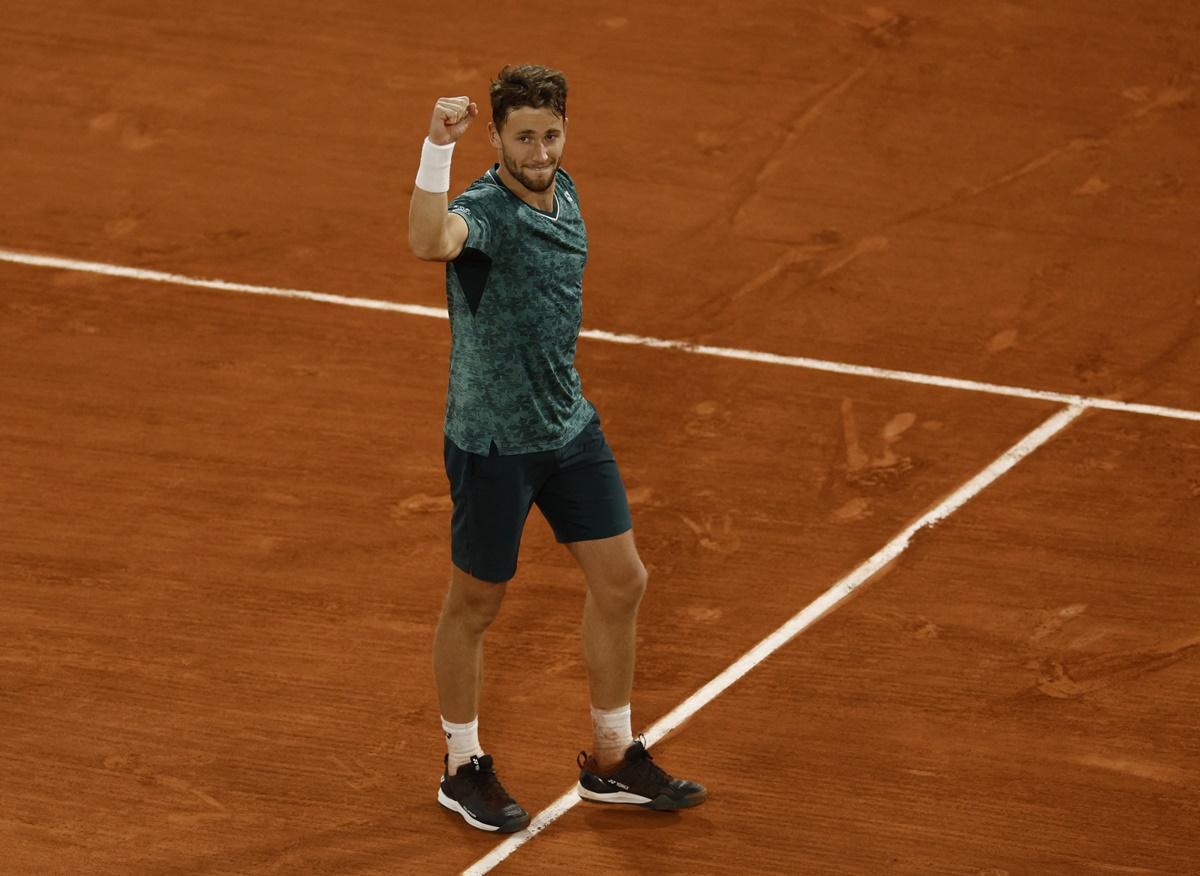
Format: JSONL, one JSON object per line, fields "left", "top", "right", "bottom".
{"left": 501, "top": 149, "right": 558, "bottom": 193}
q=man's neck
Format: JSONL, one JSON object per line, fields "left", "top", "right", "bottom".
{"left": 495, "top": 164, "right": 556, "bottom": 212}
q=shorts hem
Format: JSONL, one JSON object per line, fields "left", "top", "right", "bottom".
{"left": 451, "top": 557, "right": 513, "bottom": 585}
{"left": 555, "top": 523, "right": 633, "bottom": 546}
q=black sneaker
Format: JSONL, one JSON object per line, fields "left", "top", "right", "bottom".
{"left": 576, "top": 737, "right": 708, "bottom": 810}
{"left": 437, "top": 754, "right": 530, "bottom": 833}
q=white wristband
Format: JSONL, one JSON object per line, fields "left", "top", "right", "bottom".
{"left": 415, "top": 137, "right": 455, "bottom": 193}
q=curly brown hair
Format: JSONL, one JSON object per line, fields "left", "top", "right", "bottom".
{"left": 490, "top": 65, "right": 568, "bottom": 131}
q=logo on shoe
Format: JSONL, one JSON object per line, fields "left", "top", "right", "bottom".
{"left": 606, "top": 778, "right": 630, "bottom": 790}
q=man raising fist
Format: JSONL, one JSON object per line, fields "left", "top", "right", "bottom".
{"left": 408, "top": 64, "right": 708, "bottom": 834}
{"left": 431, "top": 96, "right": 478, "bottom": 145}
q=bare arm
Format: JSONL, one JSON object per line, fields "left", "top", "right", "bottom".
{"left": 408, "top": 96, "right": 478, "bottom": 262}
{"left": 409, "top": 189, "right": 469, "bottom": 262}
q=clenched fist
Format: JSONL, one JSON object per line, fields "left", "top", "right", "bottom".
{"left": 429, "top": 96, "right": 478, "bottom": 145}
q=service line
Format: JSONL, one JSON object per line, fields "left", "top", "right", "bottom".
{"left": 1, "top": 248, "right": 1197, "bottom": 423}
{"left": 462, "top": 403, "right": 1086, "bottom": 874}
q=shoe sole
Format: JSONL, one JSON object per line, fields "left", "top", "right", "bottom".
{"left": 576, "top": 782, "right": 708, "bottom": 810}
{"left": 438, "top": 786, "right": 530, "bottom": 833}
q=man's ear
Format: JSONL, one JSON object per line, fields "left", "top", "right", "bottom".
{"left": 487, "top": 122, "right": 501, "bottom": 148}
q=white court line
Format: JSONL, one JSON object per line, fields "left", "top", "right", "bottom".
{"left": 1, "top": 247, "right": 1198, "bottom": 424}
{"left": 464, "top": 404, "right": 1087, "bottom": 875}
{"left": 0, "top": 248, "right": 448, "bottom": 320}
{"left": 0, "top": 251, "right": 1126, "bottom": 867}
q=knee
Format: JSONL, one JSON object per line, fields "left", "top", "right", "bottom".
{"left": 591, "top": 561, "right": 648, "bottom": 615}
{"left": 443, "top": 575, "right": 506, "bottom": 633}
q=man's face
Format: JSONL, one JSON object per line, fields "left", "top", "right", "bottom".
{"left": 489, "top": 105, "right": 566, "bottom": 194}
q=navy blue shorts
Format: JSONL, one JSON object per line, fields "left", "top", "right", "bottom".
{"left": 443, "top": 415, "right": 633, "bottom": 583}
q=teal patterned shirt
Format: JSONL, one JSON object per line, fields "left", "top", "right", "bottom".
{"left": 444, "top": 165, "right": 595, "bottom": 455}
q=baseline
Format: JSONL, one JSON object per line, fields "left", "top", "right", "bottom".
{"left": 1, "top": 248, "right": 1197, "bottom": 424}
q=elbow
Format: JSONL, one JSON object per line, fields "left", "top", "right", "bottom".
{"left": 408, "top": 233, "right": 446, "bottom": 262}
{"left": 407, "top": 229, "right": 428, "bottom": 259}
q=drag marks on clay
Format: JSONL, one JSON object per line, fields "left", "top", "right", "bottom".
{"left": 887, "top": 84, "right": 1195, "bottom": 228}
{"left": 707, "top": 2, "right": 915, "bottom": 304}
{"left": 698, "top": 231, "right": 889, "bottom": 322}
{"left": 676, "top": 512, "right": 740, "bottom": 554}
{"left": 1123, "top": 83, "right": 1195, "bottom": 121}
{"left": 1012, "top": 600, "right": 1199, "bottom": 702}
{"left": 391, "top": 493, "right": 452, "bottom": 517}
{"left": 1073, "top": 176, "right": 1111, "bottom": 197}
{"left": 158, "top": 775, "right": 232, "bottom": 825}
{"left": 1071, "top": 753, "right": 1189, "bottom": 788}
{"left": 1028, "top": 604, "right": 1088, "bottom": 644}
{"left": 105, "top": 216, "right": 143, "bottom": 239}
{"left": 1072, "top": 345, "right": 1118, "bottom": 392}
{"left": 984, "top": 260, "right": 1074, "bottom": 366}
{"left": 679, "top": 604, "right": 723, "bottom": 624}
{"left": 714, "top": 75, "right": 1195, "bottom": 359}
{"left": 328, "top": 754, "right": 383, "bottom": 792}
{"left": 879, "top": 410, "right": 917, "bottom": 454}
{"left": 1108, "top": 295, "right": 1200, "bottom": 400}
{"left": 1033, "top": 635, "right": 1200, "bottom": 700}
{"left": 728, "top": 63, "right": 875, "bottom": 233}
{"left": 813, "top": 234, "right": 890, "bottom": 280}
{"left": 88, "top": 111, "right": 121, "bottom": 133}
{"left": 624, "top": 485, "right": 660, "bottom": 508}
{"left": 833, "top": 497, "right": 873, "bottom": 522}
{"left": 840, "top": 400, "right": 918, "bottom": 486}
{"left": 828, "top": 402, "right": 919, "bottom": 522}
{"left": 830, "top": 400, "right": 921, "bottom": 523}
{"left": 750, "top": 63, "right": 875, "bottom": 189}
{"left": 102, "top": 754, "right": 231, "bottom": 824}
{"left": 986, "top": 327, "right": 1019, "bottom": 353}
{"left": 88, "top": 110, "right": 167, "bottom": 152}
{"left": 912, "top": 620, "right": 941, "bottom": 640}
{"left": 806, "top": 5, "right": 917, "bottom": 49}
{"left": 683, "top": 400, "right": 731, "bottom": 438}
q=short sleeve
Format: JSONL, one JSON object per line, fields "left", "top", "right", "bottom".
{"left": 449, "top": 190, "right": 497, "bottom": 256}
{"left": 557, "top": 168, "right": 579, "bottom": 207}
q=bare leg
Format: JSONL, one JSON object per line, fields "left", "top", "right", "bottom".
{"left": 567, "top": 530, "right": 648, "bottom": 713}
{"left": 432, "top": 564, "right": 506, "bottom": 725}
{"left": 567, "top": 532, "right": 708, "bottom": 807}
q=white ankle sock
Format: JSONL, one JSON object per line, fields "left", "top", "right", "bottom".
{"left": 442, "top": 716, "right": 484, "bottom": 775}
{"left": 590, "top": 703, "right": 633, "bottom": 767}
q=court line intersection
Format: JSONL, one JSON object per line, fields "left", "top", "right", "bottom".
{"left": 0, "top": 248, "right": 1191, "bottom": 872}
{"left": 464, "top": 405, "right": 1085, "bottom": 874}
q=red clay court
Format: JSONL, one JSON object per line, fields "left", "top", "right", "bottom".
{"left": 2, "top": 2, "right": 1198, "bottom": 874}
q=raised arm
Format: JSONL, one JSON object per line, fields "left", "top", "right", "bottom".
{"left": 408, "top": 96, "right": 478, "bottom": 262}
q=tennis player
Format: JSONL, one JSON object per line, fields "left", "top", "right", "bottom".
{"left": 408, "top": 64, "right": 707, "bottom": 833}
